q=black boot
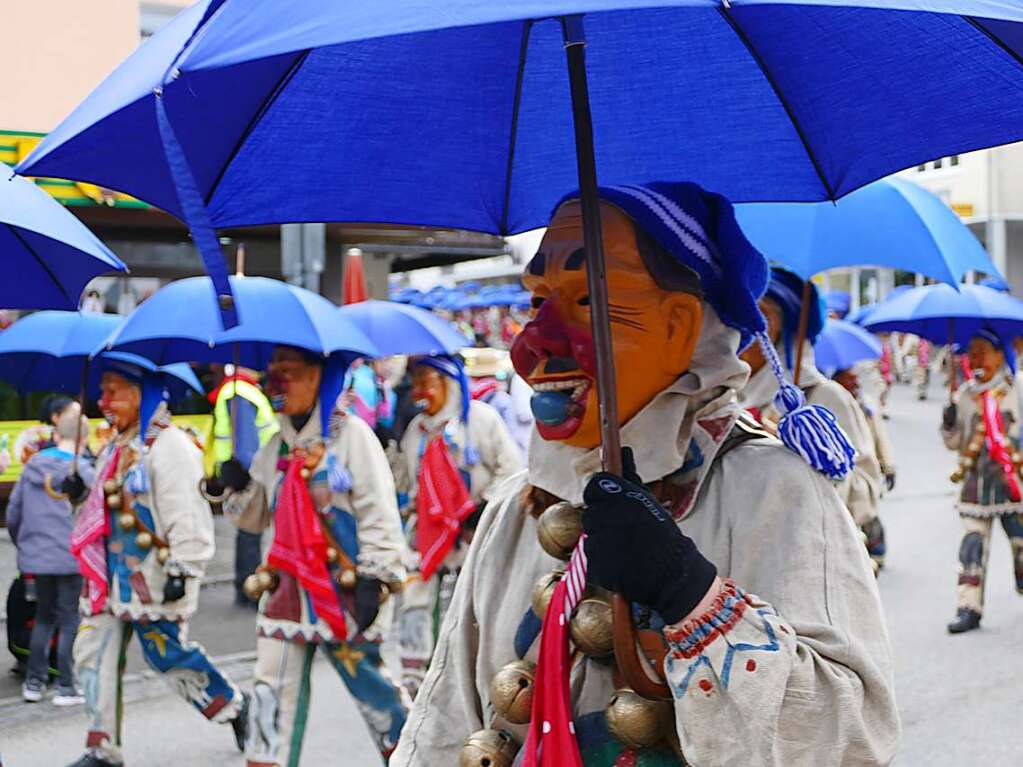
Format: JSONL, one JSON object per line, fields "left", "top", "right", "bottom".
{"left": 947, "top": 608, "right": 981, "bottom": 634}
{"left": 230, "top": 691, "right": 250, "bottom": 752}
{"left": 66, "top": 754, "right": 120, "bottom": 767}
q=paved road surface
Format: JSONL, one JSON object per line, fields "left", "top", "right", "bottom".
{"left": 2, "top": 382, "right": 1022, "bottom": 765}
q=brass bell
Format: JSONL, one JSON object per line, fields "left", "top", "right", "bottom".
{"left": 107, "top": 493, "right": 123, "bottom": 510}
{"left": 339, "top": 568, "right": 358, "bottom": 590}
{"left": 118, "top": 512, "right": 136, "bottom": 531}
{"left": 156, "top": 547, "right": 171, "bottom": 565}
{"left": 300, "top": 467, "right": 311, "bottom": 480}
{"left": 459, "top": 729, "right": 518, "bottom": 767}
{"left": 103, "top": 479, "right": 119, "bottom": 496}
{"left": 243, "top": 574, "right": 264, "bottom": 600}
{"left": 950, "top": 467, "right": 964, "bottom": 483}
{"left": 531, "top": 569, "right": 564, "bottom": 619}
{"left": 326, "top": 547, "right": 339, "bottom": 564}
{"left": 964, "top": 457, "right": 975, "bottom": 470}
{"left": 606, "top": 688, "right": 672, "bottom": 750}
{"left": 536, "top": 502, "right": 583, "bottom": 561}
{"left": 256, "top": 569, "right": 277, "bottom": 591}
{"left": 489, "top": 660, "right": 535, "bottom": 725}
{"left": 570, "top": 596, "right": 614, "bottom": 657}
{"left": 135, "top": 531, "right": 153, "bottom": 550}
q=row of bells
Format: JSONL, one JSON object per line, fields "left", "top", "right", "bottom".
{"left": 242, "top": 558, "right": 359, "bottom": 601}
{"left": 950, "top": 436, "right": 1023, "bottom": 483}
{"left": 106, "top": 480, "right": 170, "bottom": 563}
{"left": 458, "top": 502, "right": 674, "bottom": 765}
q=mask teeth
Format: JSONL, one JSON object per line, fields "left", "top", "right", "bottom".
{"left": 270, "top": 394, "right": 287, "bottom": 411}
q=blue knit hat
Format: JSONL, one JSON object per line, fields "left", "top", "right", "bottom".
{"left": 765, "top": 267, "right": 827, "bottom": 370}
{"left": 972, "top": 326, "right": 1016, "bottom": 374}
{"left": 414, "top": 354, "right": 479, "bottom": 466}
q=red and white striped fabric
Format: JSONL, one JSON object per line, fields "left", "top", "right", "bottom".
{"left": 522, "top": 536, "right": 588, "bottom": 767}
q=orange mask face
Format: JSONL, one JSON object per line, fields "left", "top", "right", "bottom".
{"left": 512, "top": 201, "right": 702, "bottom": 448}
{"left": 266, "top": 347, "right": 321, "bottom": 416}
{"left": 98, "top": 372, "right": 141, "bottom": 432}
{"left": 968, "top": 337, "right": 1005, "bottom": 383}
{"left": 410, "top": 364, "right": 448, "bottom": 416}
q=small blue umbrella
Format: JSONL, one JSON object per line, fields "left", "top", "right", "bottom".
{"left": 979, "top": 275, "right": 1011, "bottom": 292}
{"left": 0, "top": 311, "right": 200, "bottom": 398}
{"left": 864, "top": 283, "right": 1023, "bottom": 347}
{"left": 845, "top": 304, "right": 877, "bottom": 327}
{"left": 102, "top": 276, "right": 378, "bottom": 367}
{"left": 89, "top": 351, "right": 203, "bottom": 401}
{"left": 824, "top": 290, "right": 851, "bottom": 317}
{"left": 337, "top": 300, "right": 471, "bottom": 357}
{"left": 1, "top": 164, "right": 126, "bottom": 310}
{"left": 736, "top": 177, "right": 999, "bottom": 285}
{"left": 813, "top": 318, "right": 883, "bottom": 377}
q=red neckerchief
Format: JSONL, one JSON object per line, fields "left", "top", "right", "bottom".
{"left": 70, "top": 446, "right": 120, "bottom": 614}
{"left": 470, "top": 378, "right": 499, "bottom": 402}
{"left": 415, "top": 436, "right": 475, "bottom": 579}
{"left": 981, "top": 389, "right": 1021, "bottom": 502}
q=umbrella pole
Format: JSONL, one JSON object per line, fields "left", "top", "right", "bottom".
{"left": 563, "top": 15, "right": 669, "bottom": 702}
{"left": 72, "top": 360, "right": 89, "bottom": 474}
{"left": 792, "top": 281, "right": 814, "bottom": 386}
{"left": 948, "top": 318, "right": 957, "bottom": 404}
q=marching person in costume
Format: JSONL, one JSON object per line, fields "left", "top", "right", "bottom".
{"left": 391, "top": 182, "right": 898, "bottom": 767}
{"left": 220, "top": 346, "right": 408, "bottom": 764}
{"left": 739, "top": 268, "right": 885, "bottom": 570}
{"left": 66, "top": 358, "right": 247, "bottom": 767}
{"left": 394, "top": 353, "right": 523, "bottom": 697}
{"left": 941, "top": 328, "right": 1023, "bottom": 634}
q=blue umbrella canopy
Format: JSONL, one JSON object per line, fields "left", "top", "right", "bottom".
{"left": 1, "top": 164, "right": 125, "bottom": 310}
{"left": 337, "top": 300, "right": 471, "bottom": 357}
{"left": 17, "top": 1, "right": 1023, "bottom": 311}
{"left": 824, "top": 290, "right": 851, "bottom": 317}
{"left": 864, "top": 283, "right": 1023, "bottom": 346}
{"left": 736, "top": 177, "right": 1000, "bottom": 285}
{"left": 844, "top": 304, "right": 876, "bottom": 327}
{"left": 88, "top": 351, "right": 203, "bottom": 402}
{"left": 102, "top": 276, "right": 378, "bottom": 367}
{"left": 813, "top": 318, "right": 883, "bottom": 377}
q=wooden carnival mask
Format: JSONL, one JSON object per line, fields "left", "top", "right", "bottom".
{"left": 512, "top": 200, "right": 703, "bottom": 449}
{"left": 266, "top": 346, "right": 322, "bottom": 416}
{"left": 410, "top": 363, "right": 448, "bottom": 416}
{"left": 968, "top": 336, "right": 1005, "bottom": 383}
{"left": 99, "top": 372, "right": 141, "bottom": 432}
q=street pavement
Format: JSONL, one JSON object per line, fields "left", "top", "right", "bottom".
{"left": 2, "top": 382, "right": 1023, "bottom": 765}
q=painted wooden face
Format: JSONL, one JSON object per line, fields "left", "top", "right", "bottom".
{"left": 99, "top": 372, "right": 141, "bottom": 432}
{"left": 410, "top": 364, "right": 448, "bottom": 416}
{"left": 512, "top": 200, "right": 702, "bottom": 449}
{"left": 738, "top": 296, "right": 784, "bottom": 375}
{"left": 266, "top": 347, "right": 321, "bottom": 416}
{"left": 968, "top": 337, "right": 1005, "bottom": 383}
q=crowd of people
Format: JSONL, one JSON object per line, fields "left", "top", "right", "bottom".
{"left": 6, "top": 182, "right": 1023, "bottom": 767}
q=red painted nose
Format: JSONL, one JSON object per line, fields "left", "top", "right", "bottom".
{"left": 511, "top": 300, "right": 571, "bottom": 378}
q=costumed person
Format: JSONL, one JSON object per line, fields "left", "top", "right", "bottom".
{"left": 395, "top": 353, "right": 523, "bottom": 697}
{"left": 65, "top": 357, "right": 247, "bottom": 767}
{"left": 220, "top": 346, "right": 409, "bottom": 765}
{"left": 465, "top": 348, "right": 532, "bottom": 459}
{"left": 915, "top": 338, "right": 931, "bottom": 401}
{"left": 201, "top": 364, "right": 278, "bottom": 608}
{"left": 941, "top": 328, "right": 1023, "bottom": 634}
{"left": 739, "top": 268, "right": 885, "bottom": 571}
{"left": 391, "top": 182, "right": 899, "bottom": 767}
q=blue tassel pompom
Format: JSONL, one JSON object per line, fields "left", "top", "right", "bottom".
{"left": 124, "top": 459, "right": 150, "bottom": 496}
{"left": 463, "top": 443, "right": 480, "bottom": 467}
{"left": 327, "top": 452, "right": 353, "bottom": 493}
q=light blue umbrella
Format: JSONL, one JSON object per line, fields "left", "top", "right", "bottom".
{"left": 736, "top": 177, "right": 999, "bottom": 285}
{"left": 337, "top": 300, "right": 471, "bottom": 357}
{"left": 1, "top": 164, "right": 125, "bottom": 309}
{"left": 845, "top": 304, "right": 877, "bottom": 327}
{"left": 824, "top": 290, "right": 851, "bottom": 317}
{"left": 814, "top": 318, "right": 882, "bottom": 376}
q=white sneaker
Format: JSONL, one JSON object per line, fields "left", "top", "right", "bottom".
{"left": 22, "top": 679, "right": 45, "bottom": 703}
{"left": 53, "top": 687, "right": 85, "bottom": 706}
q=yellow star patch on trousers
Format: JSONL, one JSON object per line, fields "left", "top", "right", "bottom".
{"left": 332, "top": 644, "right": 365, "bottom": 677}
{"left": 143, "top": 629, "right": 168, "bottom": 657}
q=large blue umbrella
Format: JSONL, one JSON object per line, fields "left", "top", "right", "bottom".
{"left": 813, "top": 318, "right": 883, "bottom": 377}
{"left": 1, "top": 164, "right": 125, "bottom": 310}
{"left": 864, "top": 283, "right": 1023, "bottom": 347}
{"left": 0, "top": 311, "right": 200, "bottom": 398}
{"left": 736, "top": 177, "right": 999, "bottom": 285}
{"left": 336, "top": 300, "right": 471, "bottom": 357}
{"left": 102, "top": 276, "right": 378, "bottom": 367}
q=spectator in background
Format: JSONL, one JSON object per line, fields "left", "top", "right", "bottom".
{"left": 7, "top": 401, "right": 94, "bottom": 705}
{"left": 80, "top": 289, "right": 104, "bottom": 314}
{"left": 344, "top": 358, "right": 398, "bottom": 446}
{"left": 464, "top": 348, "right": 531, "bottom": 460}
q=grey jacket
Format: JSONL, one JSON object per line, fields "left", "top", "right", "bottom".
{"left": 8, "top": 448, "right": 95, "bottom": 575}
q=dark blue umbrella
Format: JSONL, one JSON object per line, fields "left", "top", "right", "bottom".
{"left": 979, "top": 275, "right": 1011, "bottom": 292}
{"left": 736, "top": 177, "right": 999, "bottom": 285}
{"left": 813, "top": 318, "right": 883, "bottom": 377}
{"left": 864, "top": 283, "right": 1023, "bottom": 347}
{"left": 0, "top": 311, "right": 199, "bottom": 398}
{"left": 102, "top": 276, "right": 378, "bottom": 367}
{"left": 1, "top": 164, "right": 125, "bottom": 310}
{"left": 824, "top": 290, "right": 851, "bottom": 318}
{"left": 845, "top": 304, "right": 876, "bottom": 327}
{"left": 337, "top": 300, "right": 471, "bottom": 357}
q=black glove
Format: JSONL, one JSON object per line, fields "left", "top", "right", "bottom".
{"left": 163, "top": 574, "right": 187, "bottom": 603}
{"left": 60, "top": 472, "right": 88, "bottom": 503}
{"left": 942, "top": 404, "right": 958, "bottom": 430}
{"left": 582, "top": 448, "right": 717, "bottom": 626}
{"left": 354, "top": 577, "right": 383, "bottom": 633}
{"left": 885, "top": 470, "right": 896, "bottom": 493}
{"left": 220, "top": 458, "right": 251, "bottom": 492}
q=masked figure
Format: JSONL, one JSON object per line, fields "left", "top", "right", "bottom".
{"left": 391, "top": 182, "right": 898, "bottom": 767}
{"left": 67, "top": 359, "right": 246, "bottom": 767}
{"left": 941, "top": 329, "right": 1023, "bottom": 634}
{"left": 222, "top": 346, "right": 408, "bottom": 765}
{"left": 394, "top": 353, "right": 524, "bottom": 697}
{"left": 739, "top": 268, "right": 885, "bottom": 569}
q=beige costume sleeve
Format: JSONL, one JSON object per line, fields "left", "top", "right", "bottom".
{"left": 222, "top": 433, "right": 275, "bottom": 535}
{"left": 810, "top": 382, "right": 882, "bottom": 526}
{"left": 470, "top": 400, "right": 524, "bottom": 502}
{"left": 941, "top": 388, "right": 970, "bottom": 451}
{"left": 869, "top": 409, "right": 896, "bottom": 473}
{"left": 148, "top": 427, "right": 215, "bottom": 576}
{"left": 336, "top": 416, "right": 406, "bottom": 583}
{"left": 665, "top": 442, "right": 900, "bottom": 766}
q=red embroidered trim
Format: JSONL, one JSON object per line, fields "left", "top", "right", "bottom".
{"left": 663, "top": 579, "right": 749, "bottom": 659}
